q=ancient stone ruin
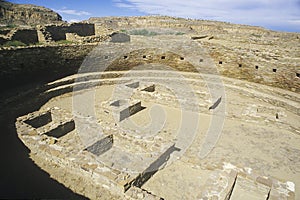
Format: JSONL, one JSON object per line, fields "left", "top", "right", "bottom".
{"left": 0, "top": 22, "right": 106, "bottom": 46}
{"left": 15, "top": 75, "right": 297, "bottom": 199}
{"left": 0, "top": 6, "right": 299, "bottom": 199}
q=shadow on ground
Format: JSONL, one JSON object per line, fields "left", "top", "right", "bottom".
{"left": 0, "top": 82, "right": 88, "bottom": 200}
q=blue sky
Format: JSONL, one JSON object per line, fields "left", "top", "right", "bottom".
{"left": 8, "top": 0, "right": 300, "bottom": 32}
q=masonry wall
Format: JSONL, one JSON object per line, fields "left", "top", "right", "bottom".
{"left": 0, "top": 44, "right": 96, "bottom": 91}
{"left": 69, "top": 23, "right": 95, "bottom": 36}
{"left": 206, "top": 44, "right": 300, "bottom": 93}
{"left": 45, "top": 23, "right": 95, "bottom": 41}
{"left": 0, "top": 42, "right": 298, "bottom": 93}
{"left": 12, "top": 29, "right": 39, "bottom": 45}
{"left": 46, "top": 26, "right": 68, "bottom": 41}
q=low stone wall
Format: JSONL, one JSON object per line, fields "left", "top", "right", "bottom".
{"left": 66, "top": 33, "right": 108, "bottom": 43}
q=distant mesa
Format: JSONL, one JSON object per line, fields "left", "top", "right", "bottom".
{"left": 0, "top": 0, "right": 63, "bottom": 26}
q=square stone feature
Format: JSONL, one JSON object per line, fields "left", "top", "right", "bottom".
{"left": 20, "top": 108, "right": 75, "bottom": 139}
{"left": 110, "top": 99, "right": 143, "bottom": 121}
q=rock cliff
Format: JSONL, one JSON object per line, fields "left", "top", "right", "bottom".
{"left": 0, "top": 0, "right": 63, "bottom": 26}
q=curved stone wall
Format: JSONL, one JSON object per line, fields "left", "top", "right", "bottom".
{"left": 0, "top": 44, "right": 96, "bottom": 91}
{"left": 0, "top": 34, "right": 299, "bottom": 93}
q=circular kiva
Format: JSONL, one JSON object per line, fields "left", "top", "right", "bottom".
{"left": 72, "top": 36, "right": 226, "bottom": 174}
{"left": 40, "top": 68, "right": 300, "bottom": 198}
